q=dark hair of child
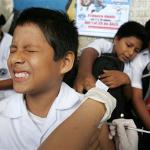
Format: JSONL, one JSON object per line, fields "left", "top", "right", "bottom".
{"left": 115, "top": 21, "right": 148, "bottom": 51}
{"left": 14, "top": 7, "right": 79, "bottom": 62}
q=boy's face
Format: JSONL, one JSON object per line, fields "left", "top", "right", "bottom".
{"left": 114, "top": 36, "right": 142, "bottom": 62}
{"left": 8, "top": 23, "right": 68, "bottom": 94}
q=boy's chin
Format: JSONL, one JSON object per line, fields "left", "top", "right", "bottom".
{"left": 13, "top": 85, "right": 29, "bottom": 94}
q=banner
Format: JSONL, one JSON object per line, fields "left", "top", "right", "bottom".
{"left": 76, "top": 0, "right": 131, "bottom": 38}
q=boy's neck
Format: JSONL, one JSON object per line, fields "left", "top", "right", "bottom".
{"left": 25, "top": 85, "right": 61, "bottom": 118}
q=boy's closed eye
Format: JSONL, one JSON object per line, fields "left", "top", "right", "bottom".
{"left": 24, "top": 45, "right": 39, "bottom": 53}
{"left": 25, "top": 48, "right": 38, "bottom": 53}
{"left": 126, "top": 42, "right": 140, "bottom": 53}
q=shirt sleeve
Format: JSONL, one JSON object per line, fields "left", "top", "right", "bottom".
{"left": 131, "top": 54, "right": 144, "bottom": 89}
{"left": 0, "top": 33, "right": 12, "bottom": 80}
{"left": 80, "top": 38, "right": 113, "bottom": 57}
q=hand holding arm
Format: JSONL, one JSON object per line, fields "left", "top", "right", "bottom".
{"left": 100, "top": 70, "right": 130, "bottom": 88}
{"left": 73, "top": 48, "right": 98, "bottom": 93}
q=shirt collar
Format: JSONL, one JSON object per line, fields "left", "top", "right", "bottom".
{"left": 0, "top": 82, "right": 83, "bottom": 118}
{"left": 54, "top": 82, "right": 83, "bottom": 110}
{"left": 0, "top": 93, "right": 25, "bottom": 118}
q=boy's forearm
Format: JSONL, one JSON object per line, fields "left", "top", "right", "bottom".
{"left": 123, "top": 84, "right": 132, "bottom": 100}
{"left": 132, "top": 88, "right": 150, "bottom": 130}
{"left": 78, "top": 48, "right": 98, "bottom": 74}
{"left": 0, "top": 79, "right": 13, "bottom": 90}
{"left": 38, "top": 99, "right": 106, "bottom": 150}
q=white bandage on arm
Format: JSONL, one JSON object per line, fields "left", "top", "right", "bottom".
{"left": 83, "top": 87, "right": 116, "bottom": 126}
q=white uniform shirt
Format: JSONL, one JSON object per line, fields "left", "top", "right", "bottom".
{"left": 0, "top": 32, "right": 15, "bottom": 100}
{"left": 131, "top": 49, "right": 150, "bottom": 89}
{"left": 0, "top": 82, "right": 84, "bottom": 150}
{"left": 80, "top": 38, "right": 132, "bottom": 79}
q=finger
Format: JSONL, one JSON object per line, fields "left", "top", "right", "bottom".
{"left": 85, "top": 84, "right": 95, "bottom": 91}
{"left": 103, "top": 70, "right": 109, "bottom": 73}
{"left": 100, "top": 79, "right": 113, "bottom": 87}
{"left": 112, "top": 120, "right": 129, "bottom": 144}
{"left": 109, "top": 84, "right": 117, "bottom": 89}
{"left": 73, "top": 84, "right": 84, "bottom": 93}
{"left": 109, "top": 125, "right": 116, "bottom": 137}
{"left": 100, "top": 73, "right": 110, "bottom": 79}
{"left": 85, "top": 81, "right": 96, "bottom": 91}
{"left": 103, "top": 70, "right": 115, "bottom": 75}
{"left": 124, "top": 119, "right": 138, "bottom": 140}
{"left": 108, "top": 134, "right": 113, "bottom": 140}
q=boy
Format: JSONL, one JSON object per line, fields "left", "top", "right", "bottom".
{"left": 131, "top": 19, "right": 150, "bottom": 149}
{"left": 0, "top": 13, "right": 14, "bottom": 100}
{"left": 74, "top": 21, "right": 147, "bottom": 94}
{"left": 0, "top": 7, "right": 116, "bottom": 149}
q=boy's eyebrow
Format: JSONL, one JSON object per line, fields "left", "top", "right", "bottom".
{"left": 10, "top": 44, "right": 17, "bottom": 48}
{"left": 10, "top": 44, "right": 39, "bottom": 49}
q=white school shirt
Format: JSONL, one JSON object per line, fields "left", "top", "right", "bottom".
{"left": 0, "top": 32, "right": 15, "bottom": 100}
{"left": 131, "top": 49, "right": 150, "bottom": 89}
{"left": 80, "top": 38, "right": 132, "bottom": 79}
{"left": 0, "top": 82, "right": 84, "bottom": 150}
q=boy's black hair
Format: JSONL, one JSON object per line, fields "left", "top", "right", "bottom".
{"left": 14, "top": 7, "right": 79, "bottom": 61}
{"left": 0, "top": 14, "right": 6, "bottom": 26}
{"left": 115, "top": 21, "right": 148, "bottom": 51}
{"left": 145, "top": 20, "right": 150, "bottom": 44}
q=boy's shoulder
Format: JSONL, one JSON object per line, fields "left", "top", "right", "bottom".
{"left": 56, "top": 82, "right": 84, "bottom": 110}
{"left": 0, "top": 93, "right": 23, "bottom": 118}
{"left": 2, "top": 32, "right": 12, "bottom": 43}
{"left": 132, "top": 49, "right": 150, "bottom": 65}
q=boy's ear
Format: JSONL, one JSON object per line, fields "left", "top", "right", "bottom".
{"left": 114, "top": 36, "right": 121, "bottom": 45}
{"left": 114, "top": 36, "right": 118, "bottom": 45}
{"left": 60, "top": 51, "right": 75, "bottom": 74}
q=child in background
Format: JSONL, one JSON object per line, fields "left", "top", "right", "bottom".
{"left": 0, "top": 7, "right": 116, "bottom": 150}
{"left": 0, "top": 13, "right": 14, "bottom": 100}
{"left": 131, "top": 19, "right": 150, "bottom": 150}
{"left": 74, "top": 21, "right": 147, "bottom": 95}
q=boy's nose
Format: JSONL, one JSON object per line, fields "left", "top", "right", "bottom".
{"left": 128, "top": 49, "right": 134, "bottom": 57}
{"left": 10, "top": 51, "right": 25, "bottom": 64}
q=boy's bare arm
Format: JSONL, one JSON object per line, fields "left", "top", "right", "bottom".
{"left": 38, "top": 99, "right": 106, "bottom": 150}
{"left": 0, "top": 79, "right": 13, "bottom": 90}
{"left": 73, "top": 48, "right": 98, "bottom": 93}
{"left": 132, "top": 87, "right": 150, "bottom": 130}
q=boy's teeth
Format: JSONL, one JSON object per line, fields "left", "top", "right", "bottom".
{"left": 15, "top": 72, "right": 29, "bottom": 78}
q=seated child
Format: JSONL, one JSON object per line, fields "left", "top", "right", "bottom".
{"left": 74, "top": 21, "right": 147, "bottom": 95}
{"left": 0, "top": 7, "right": 116, "bottom": 150}
{"left": 131, "top": 49, "right": 150, "bottom": 150}
{"left": 0, "top": 13, "right": 15, "bottom": 100}
{"left": 131, "top": 20, "right": 150, "bottom": 150}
